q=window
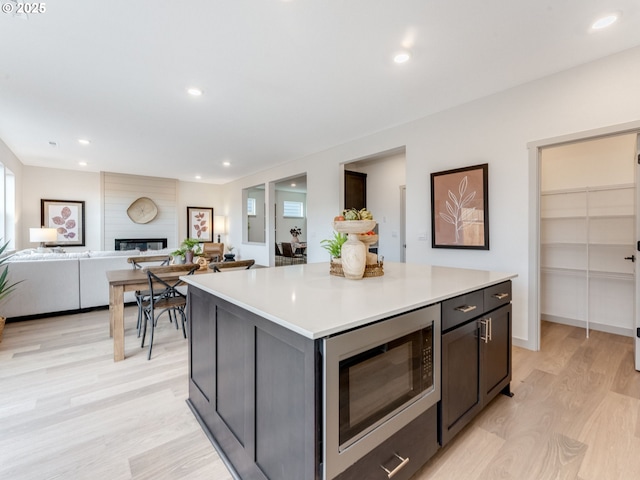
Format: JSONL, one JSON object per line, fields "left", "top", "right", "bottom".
{"left": 283, "top": 200, "right": 304, "bottom": 218}
{"left": 0, "top": 164, "right": 15, "bottom": 248}
{"left": 247, "top": 197, "right": 256, "bottom": 216}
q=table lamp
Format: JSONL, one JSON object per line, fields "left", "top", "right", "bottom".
{"left": 30, "top": 227, "right": 58, "bottom": 251}
{"left": 214, "top": 215, "right": 226, "bottom": 243}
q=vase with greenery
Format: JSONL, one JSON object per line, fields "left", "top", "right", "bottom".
{"left": 290, "top": 226, "right": 302, "bottom": 242}
{"left": 0, "top": 239, "right": 22, "bottom": 341}
{"left": 320, "top": 232, "right": 347, "bottom": 262}
{"left": 224, "top": 244, "right": 235, "bottom": 261}
{"left": 180, "top": 238, "right": 202, "bottom": 264}
{"left": 171, "top": 247, "right": 186, "bottom": 264}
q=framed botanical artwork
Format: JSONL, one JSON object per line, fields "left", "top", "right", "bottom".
{"left": 431, "top": 163, "right": 489, "bottom": 250}
{"left": 187, "top": 206, "right": 213, "bottom": 242}
{"left": 41, "top": 199, "right": 86, "bottom": 246}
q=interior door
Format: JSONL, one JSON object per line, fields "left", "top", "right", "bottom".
{"left": 400, "top": 185, "right": 406, "bottom": 263}
{"left": 636, "top": 134, "right": 640, "bottom": 371}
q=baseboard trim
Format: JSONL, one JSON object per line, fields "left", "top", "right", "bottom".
{"left": 542, "top": 314, "right": 633, "bottom": 338}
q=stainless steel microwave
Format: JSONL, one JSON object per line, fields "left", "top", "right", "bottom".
{"left": 323, "top": 303, "right": 441, "bottom": 479}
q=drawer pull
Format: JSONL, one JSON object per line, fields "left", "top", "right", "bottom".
{"left": 492, "top": 292, "right": 509, "bottom": 300}
{"left": 380, "top": 453, "right": 410, "bottom": 478}
{"left": 454, "top": 305, "right": 477, "bottom": 313}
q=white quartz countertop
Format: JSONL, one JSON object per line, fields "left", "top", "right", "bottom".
{"left": 182, "top": 262, "right": 517, "bottom": 340}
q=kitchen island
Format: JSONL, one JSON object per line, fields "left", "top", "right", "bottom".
{"left": 182, "top": 262, "right": 516, "bottom": 480}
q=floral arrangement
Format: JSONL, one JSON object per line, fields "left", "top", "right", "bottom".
{"left": 290, "top": 226, "right": 302, "bottom": 237}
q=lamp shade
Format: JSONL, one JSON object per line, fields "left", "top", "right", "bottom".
{"left": 214, "top": 216, "right": 227, "bottom": 235}
{"left": 30, "top": 227, "right": 58, "bottom": 244}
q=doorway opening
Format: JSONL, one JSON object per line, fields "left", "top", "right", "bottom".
{"left": 530, "top": 121, "right": 640, "bottom": 371}
{"left": 342, "top": 148, "right": 407, "bottom": 263}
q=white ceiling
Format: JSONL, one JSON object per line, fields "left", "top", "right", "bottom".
{"left": 1, "top": 1, "right": 639, "bottom": 184}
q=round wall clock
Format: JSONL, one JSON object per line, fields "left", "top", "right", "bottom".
{"left": 127, "top": 197, "right": 158, "bottom": 224}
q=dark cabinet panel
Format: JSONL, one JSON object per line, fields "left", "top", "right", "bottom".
{"left": 439, "top": 281, "right": 512, "bottom": 447}
{"left": 440, "top": 319, "right": 481, "bottom": 446}
{"left": 344, "top": 170, "right": 367, "bottom": 211}
{"left": 255, "top": 328, "right": 307, "bottom": 480}
{"left": 335, "top": 405, "right": 438, "bottom": 480}
{"left": 188, "top": 286, "right": 216, "bottom": 427}
{"left": 482, "top": 304, "right": 512, "bottom": 403}
{"left": 187, "top": 286, "right": 319, "bottom": 480}
{"left": 216, "top": 305, "right": 251, "bottom": 448}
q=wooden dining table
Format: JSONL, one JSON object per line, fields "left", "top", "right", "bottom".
{"left": 106, "top": 266, "right": 209, "bottom": 361}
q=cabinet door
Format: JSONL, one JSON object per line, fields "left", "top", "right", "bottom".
{"left": 188, "top": 286, "right": 217, "bottom": 429}
{"left": 481, "top": 304, "right": 512, "bottom": 405}
{"left": 440, "top": 319, "right": 481, "bottom": 446}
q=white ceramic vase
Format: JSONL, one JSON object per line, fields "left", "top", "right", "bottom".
{"left": 340, "top": 233, "right": 366, "bottom": 279}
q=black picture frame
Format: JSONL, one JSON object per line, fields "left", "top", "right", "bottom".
{"left": 41, "top": 199, "right": 86, "bottom": 246}
{"left": 187, "top": 206, "right": 214, "bottom": 242}
{"left": 431, "top": 163, "right": 489, "bottom": 250}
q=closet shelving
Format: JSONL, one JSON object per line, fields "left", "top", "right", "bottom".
{"left": 540, "top": 183, "right": 635, "bottom": 337}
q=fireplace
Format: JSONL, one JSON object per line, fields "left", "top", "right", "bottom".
{"left": 114, "top": 238, "right": 167, "bottom": 251}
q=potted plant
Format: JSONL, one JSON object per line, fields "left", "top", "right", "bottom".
{"left": 321, "top": 232, "right": 347, "bottom": 263}
{"left": 290, "top": 226, "right": 302, "bottom": 242}
{"left": 181, "top": 238, "right": 202, "bottom": 264}
{"left": 224, "top": 244, "right": 235, "bottom": 262}
{"left": 0, "top": 239, "right": 22, "bottom": 341}
{"left": 170, "top": 247, "right": 185, "bottom": 264}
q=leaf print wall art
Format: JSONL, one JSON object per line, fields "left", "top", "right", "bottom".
{"left": 41, "top": 199, "right": 86, "bottom": 246}
{"left": 431, "top": 164, "right": 489, "bottom": 249}
{"left": 187, "top": 207, "right": 213, "bottom": 242}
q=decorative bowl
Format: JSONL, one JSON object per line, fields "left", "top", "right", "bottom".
{"left": 357, "top": 233, "right": 378, "bottom": 245}
{"left": 333, "top": 220, "right": 376, "bottom": 234}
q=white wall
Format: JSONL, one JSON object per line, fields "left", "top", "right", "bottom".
{"left": 20, "top": 167, "right": 224, "bottom": 251}
{"left": 275, "top": 190, "right": 307, "bottom": 244}
{"left": 22, "top": 166, "right": 101, "bottom": 251}
{"left": 222, "top": 46, "right": 640, "bottom": 349}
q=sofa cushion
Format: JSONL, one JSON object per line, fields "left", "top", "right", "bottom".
{"left": 2, "top": 259, "right": 81, "bottom": 318}
{"left": 79, "top": 256, "right": 136, "bottom": 308}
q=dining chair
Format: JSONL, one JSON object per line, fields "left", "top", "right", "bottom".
{"left": 140, "top": 264, "right": 199, "bottom": 360}
{"left": 127, "top": 255, "right": 171, "bottom": 336}
{"left": 280, "top": 242, "right": 304, "bottom": 264}
{"left": 201, "top": 242, "right": 224, "bottom": 261}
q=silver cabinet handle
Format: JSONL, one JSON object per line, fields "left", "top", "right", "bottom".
{"left": 381, "top": 453, "right": 410, "bottom": 478}
{"left": 492, "top": 292, "right": 509, "bottom": 300}
{"left": 454, "top": 304, "right": 477, "bottom": 313}
{"left": 479, "top": 318, "right": 489, "bottom": 343}
{"left": 488, "top": 317, "right": 492, "bottom": 341}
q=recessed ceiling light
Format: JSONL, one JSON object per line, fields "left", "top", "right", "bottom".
{"left": 187, "top": 87, "right": 203, "bottom": 96}
{"left": 394, "top": 51, "right": 411, "bottom": 64}
{"left": 222, "top": 161, "right": 231, "bottom": 167}
{"left": 195, "top": 175, "right": 202, "bottom": 180}
{"left": 291, "top": 183, "right": 296, "bottom": 187}
{"left": 591, "top": 13, "right": 618, "bottom": 30}
{"left": 78, "top": 161, "right": 87, "bottom": 166}
{"left": 78, "top": 138, "right": 90, "bottom": 145}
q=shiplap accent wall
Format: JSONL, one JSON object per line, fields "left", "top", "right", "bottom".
{"left": 101, "top": 172, "right": 178, "bottom": 250}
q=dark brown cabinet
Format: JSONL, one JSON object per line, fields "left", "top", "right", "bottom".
{"left": 440, "top": 281, "right": 512, "bottom": 446}
{"left": 344, "top": 170, "right": 367, "bottom": 210}
{"left": 187, "top": 286, "right": 320, "bottom": 480}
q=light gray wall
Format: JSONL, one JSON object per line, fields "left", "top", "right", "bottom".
{"left": 20, "top": 167, "right": 224, "bottom": 252}
{"left": 224, "top": 46, "right": 640, "bottom": 349}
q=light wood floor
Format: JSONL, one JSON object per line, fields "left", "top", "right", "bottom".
{"left": 1, "top": 313, "right": 639, "bottom": 480}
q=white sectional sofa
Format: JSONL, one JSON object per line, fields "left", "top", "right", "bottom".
{"left": 2, "top": 249, "right": 172, "bottom": 319}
